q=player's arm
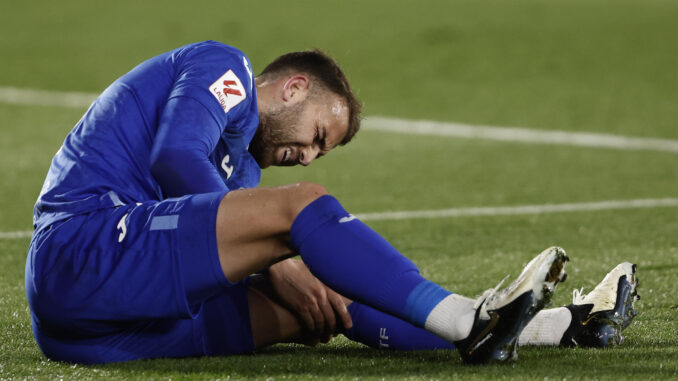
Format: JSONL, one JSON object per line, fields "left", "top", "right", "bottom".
{"left": 150, "top": 95, "right": 227, "bottom": 197}
{"left": 150, "top": 42, "right": 256, "bottom": 197}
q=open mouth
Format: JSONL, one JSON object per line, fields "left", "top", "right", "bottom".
{"left": 282, "top": 147, "right": 291, "bottom": 163}
{"left": 276, "top": 146, "right": 298, "bottom": 166}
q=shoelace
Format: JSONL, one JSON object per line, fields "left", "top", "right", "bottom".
{"left": 572, "top": 284, "right": 616, "bottom": 311}
{"left": 473, "top": 275, "right": 510, "bottom": 310}
{"left": 572, "top": 287, "right": 586, "bottom": 304}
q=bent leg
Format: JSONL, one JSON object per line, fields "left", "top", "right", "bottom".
{"left": 215, "top": 182, "right": 328, "bottom": 282}
{"left": 214, "top": 186, "right": 476, "bottom": 343}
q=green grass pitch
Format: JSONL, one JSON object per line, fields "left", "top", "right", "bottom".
{"left": 1, "top": 0, "right": 677, "bottom": 379}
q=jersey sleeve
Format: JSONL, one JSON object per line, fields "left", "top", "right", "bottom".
{"left": 150, "top": 42, "right": 256, "bottom": 198}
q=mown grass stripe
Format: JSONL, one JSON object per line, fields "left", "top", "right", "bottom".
{"left": 356, "top": 198, "right": 678, "bottom": 221}
{"left": 0, "top": 230, "right": 32, "bottom": 239}
{"left": 363, "top": 116, "right": 678, "bottom": 153}
{"left": 0, "top": 86, "right": 97, "bottom": 108}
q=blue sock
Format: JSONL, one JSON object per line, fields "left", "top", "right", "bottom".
{"left": 290, "top": 195, "right": 451, "bottom": 328}
{"left": 344, "top": 302, "right": 455, "bottom": 350}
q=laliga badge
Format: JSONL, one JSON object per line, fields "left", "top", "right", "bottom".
{"left": 209, "top": 70, "right": 246, "bottom": 114}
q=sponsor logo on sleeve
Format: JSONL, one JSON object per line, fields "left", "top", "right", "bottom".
{"left": 209, "top": 70, "right": 246, "bottom": 114}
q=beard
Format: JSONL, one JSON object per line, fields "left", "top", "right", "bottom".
{"left": 250, "top": 101, "right": 305, "bottom": 168}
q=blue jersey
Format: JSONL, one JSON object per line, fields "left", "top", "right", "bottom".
{"left": 33, "top": 41, "right": 261, "bottom": 229}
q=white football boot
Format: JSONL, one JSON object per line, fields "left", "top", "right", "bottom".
{"left": 560, "top": 262, "right": 639, "bottom": 347}
{"left": 454, "top": 246, "right": 569, "bottom": 364}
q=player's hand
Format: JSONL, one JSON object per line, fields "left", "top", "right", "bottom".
{"left": 267, "top": 258, "right": 352, "bottom": 341}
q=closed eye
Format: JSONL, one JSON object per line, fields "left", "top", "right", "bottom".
{"left": 314, "top": 125, "right": 328, "bottom": 159}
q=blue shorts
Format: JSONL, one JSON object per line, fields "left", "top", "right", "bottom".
{"left": 25, "top": 192, "right": 255, "bottom": 364}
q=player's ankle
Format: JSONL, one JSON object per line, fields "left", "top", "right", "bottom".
{"left": 423, "top": 294, "right": 476, "bottom": 342}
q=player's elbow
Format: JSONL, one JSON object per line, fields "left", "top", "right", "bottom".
{"left": 149, "top": 148, "right": 172, "bottom": 182}
{"left": 149, "top": 146, "right": 190, "bottom": 193}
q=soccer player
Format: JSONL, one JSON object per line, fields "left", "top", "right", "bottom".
{"left": 25, "top": 41, "right": 638, "bottom": 365}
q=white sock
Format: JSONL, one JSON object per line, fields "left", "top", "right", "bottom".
{"left": 518, "top": 307, "right": 572, "bottom": 346}
{"left": 423, "top": 294, "right": 476, "bottom": 342}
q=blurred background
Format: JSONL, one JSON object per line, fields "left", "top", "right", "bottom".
{"left": 1, "top": 1, "right": 677, "bottom": 377}
{"left": 3, "top": 0, "right": 678, "bottom": 135}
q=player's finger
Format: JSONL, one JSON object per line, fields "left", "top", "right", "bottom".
{"left": 319, "top": 295, "right": 336, "bottom": 335}
{"left": 300, "top": 309, "right": 315, "bottom": 333}
{"left": 310, "top": 304, "right": 325, "bottom": 334}
{"left": 327, "top": 289, "right": 352, "bottom": 330}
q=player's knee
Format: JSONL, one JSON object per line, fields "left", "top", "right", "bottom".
{"left": 286, "top": 182, "right": 328, "bottom": 219}
{"left": 295, "top": 181, "right": 328, "bottom": 199}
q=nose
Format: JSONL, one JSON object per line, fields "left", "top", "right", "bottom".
{"left": 299, "top": 145, "right": 320, "bottom": 166}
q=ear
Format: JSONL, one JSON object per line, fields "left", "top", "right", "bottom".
{"left": 281, "top": 75, "right": 310, "bottom": 104}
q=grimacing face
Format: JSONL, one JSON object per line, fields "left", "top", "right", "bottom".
{"left": 250, "top": 92, "right": 349, "bottom": 169}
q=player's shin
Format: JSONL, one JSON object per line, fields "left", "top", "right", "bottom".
{"left": 290, "top": 195, "right": 475, "bottom": 342}
{"left": 344, "top": 302, "right": 455, "bottom": 350}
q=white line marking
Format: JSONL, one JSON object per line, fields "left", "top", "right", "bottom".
{"left": 0, "top": 86, "right": 97, "bottom": 108}
{"left": 2, "top": 86, "right": 678, "bottom": 153}
{"left": 0, "top": 230, "right": 32, "bottom": 240}
{"left": 2, "top": 198, "right": 677, "bottom": 239}
{"left": 355, "top": 198, "right": 678, "bottom": 222}
{"left": 363, "top": 116, "right": 678, "bottom": 153}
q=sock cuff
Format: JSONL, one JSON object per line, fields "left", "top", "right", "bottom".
{"left": 290, "top": 194, "right": 349, "bottom": 250}
{"left": 403, "top": 280, "right": 452, "bottom": 327}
